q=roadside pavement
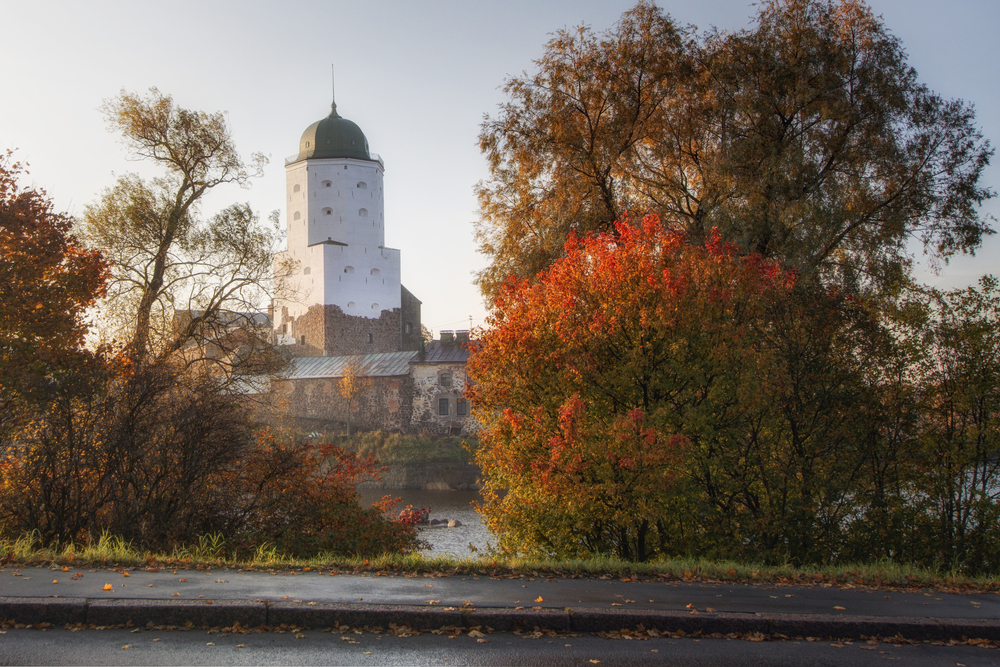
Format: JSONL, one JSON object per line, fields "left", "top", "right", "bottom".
{"left": 1, "top": 565, "right": 997, "bottom": 641}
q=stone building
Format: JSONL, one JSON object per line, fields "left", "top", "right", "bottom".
{"left": 272, "top": 94, "right": 422, "bottom": 357}
{"left": 276, "top": 331, "right": 478, "bottom": 436}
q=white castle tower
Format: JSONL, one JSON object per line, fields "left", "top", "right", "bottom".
{"left": 273, "top": 96, "right": 421, "bottom": 356}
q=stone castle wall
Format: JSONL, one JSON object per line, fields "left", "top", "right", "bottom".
{"left": 276, "top": 374, "right": 414, "bottom": 432}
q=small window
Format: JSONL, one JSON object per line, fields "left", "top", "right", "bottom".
{"left": 300, "top": 335, "right": 306, "bottom": 345}
{"left": 322, "top": 180, "right": 332, "bottom": 188}
{"left": 438, "top": 398, "right": 450, "bottom": 416}
{"left": 281, "top": 323, "right": 287, "bottom": 334}
{"left": 303, "top": 267, "right": 311, "bottom": 275}
{"left": 322, "top": 207, "right": 332, "bottom": 215}
{"left": 305, "top": 142, "right": 310, "bottom": 148}
{"left": 370, "top": 268, "right": 380, "bottom": 276}
{"left": 371, "top": 303, "right": 379, "bottom": 310}
{"left": 359, "top": 208, "right": 368, "bottom": 218}
{"left": 344, "top": 266, "right": 354, "bottom": 274}
{"left": 404, "top": 322, "right": 412, "bottom": 334}
{"left": 439, "top": 373, "right": 453, "bottom": 388}
{"left": 457, "top": 399, "right": 468, "bottom": 417}
{"left": 366, "top": 333, "right": 374, "bottom": 344}
{"left": 293, "top": 211, "right": 301, "bottom": 220}
{"left": 293, "top": 184, "right": 301, "bottom": 193}
{"left": 357, "top": 182, "right": 368, "bottom": 190}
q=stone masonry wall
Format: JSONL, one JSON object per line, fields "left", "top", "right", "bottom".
{"left": 281, "top": 303, "right": 403, "bottom": 357}
{"left": 400, "top": 285, "right": 422, "bottom": 352}
{"left": 276, "top": 374, "right": 414, "bottom": 432}
{"left": 410, "top": 363, "right": 480, "bottom": 436}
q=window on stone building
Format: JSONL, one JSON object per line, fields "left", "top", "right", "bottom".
{"left": 293, "top": 211, "right": 301, "bottom": 220}
{"left": 370, "top": 268, "right": 380, "bottom": 276}
{"left": 404, "top": 322, "right": 412, "bottom": 334}
{"left": 322, "top": 180, "right": 332, "bottom": 188}
{"left": 300, "top": 335, "right": 306, "bottom": 345}
{"left": 359, "top": 208, "right": 368, "bottom": 217}
{"left": 439, "top": 372, "right": 453, "bottom": 388}
{"left": 303, "top": 267, "right": 311, "bottom": 274}
{"left": 344, "top": 266, "right": 354, "bottom": 274}
{"left": 357, "top": 182, "right": 367, "bottom": 190}
{"left": 293, "top": 184, "right": 301, "bottom": 193}
{"left": 371, "top": 303, "right": 379, "bottom": 310}
{"left": 281, "top": 323, "right": 287, "bottom": 334}
{"left": 438, "top": 398, "right": 450, "bottom": 416}
{"left": 348, "top": 301, "right": 355, "bottom": 308}
{"left": 366, "top": 333, "right": 374, "bottom": 344}
{"left": 457, "top": 398, "right": 468, "bottom": 417}
{"left": 322, "top": 208, "right": 332, "bottom": 215}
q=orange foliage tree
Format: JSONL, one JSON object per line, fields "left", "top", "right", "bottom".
{"left": 468, "top": 216, "right": 801, "bottom": 561}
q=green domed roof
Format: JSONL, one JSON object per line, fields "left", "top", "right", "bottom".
{"left": 290, "top": 101, "right": 372, "bottom": 163}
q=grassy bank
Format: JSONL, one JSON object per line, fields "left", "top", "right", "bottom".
{"left": 2, "top": 532, "right": 997, "bottom": 593}
{"left": 327, "top": 431, "right": 475, "bottom": 466}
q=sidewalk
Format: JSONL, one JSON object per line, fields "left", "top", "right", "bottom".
{"left": 1, "top": 565, "right": 997, "bottom": 640}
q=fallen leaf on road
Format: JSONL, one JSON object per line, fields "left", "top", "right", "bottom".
{"left": 469, "top": 630, "right": 486, "bottom": 638}
{"left": 120, "top": 644, "right": 131, "bottom": 649}
{"left": 706, "top": 607, "right": 716, "bottom": 613}
{"left": 123, "top": 572, "right": 130, "bottom": 578}
{"left": 52, "top": 580, "right": 57, "bottom": 584}
{"left": 171, "top": 593, "right": 179, "bottom": 597}
{"left": 103, "top": 584, "right": 112, "bottom": 591}
{"left": 179, "top": 578, "right": 187, "bottom": 582}
{"left": 535, "top": 596, "right": 543, "bottom": 603}
{"left": 589, "top": 661, "right": 601, "bottom": 664}
{"left": 477, "top": 638, "right": 489, "bottom": 643}
{"left": 236, "top": 644, "right": 245, "bottom": 648}
{"left": 833, "top": 606, "right": 845, "bottom": 610}
{"left": 206, "top": 642, "right": 215, "bottom": 646}
{"left": 215, "top": 579, "right": 228, "bottom": 583}
{"left": 426, "top": 600, "right": 440, "bottom": 605}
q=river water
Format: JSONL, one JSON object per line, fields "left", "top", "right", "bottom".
{"left": 357, "top": 489, "right": 493, "bottom": 558}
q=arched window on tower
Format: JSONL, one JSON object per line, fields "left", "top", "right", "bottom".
{"left": 293, "top": 211, "right": 301, "bottom": 220}
{"left": 371, "top": 303, "right": 379, "bottom": 311}
{"left": 322, "top": 180, "right": 332, "bottom": 188}
{"left": 370, "top": 268, "right": 380, "bottom": 276}
{"left": 357, "top": 182, "right": 368, "bottom": 190}
{"left": 344, "top": 266, "right": 354, "bottom": 274}
{"left": 322, "top": 208, "right": 332, "bottom": 216}
{"left": 359, "top": 208, "right": 368, "bottom": 218}
{"left": 293, "top": 184, "right": 301, "bottom": 193}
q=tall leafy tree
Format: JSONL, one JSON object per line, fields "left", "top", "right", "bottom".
{"left": 0, "top": 152, "right": 107, "bottom": 427}
{"left": 475, "top": 0, "right": 994, "bottom": 298}
{"left": 83, "top": 89, "right": 286, "bottom": 382}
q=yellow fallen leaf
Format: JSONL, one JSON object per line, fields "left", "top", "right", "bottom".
{"left": 534, "top": 596, "right": 543, "bottom": 603}
{"left": 236, "top": 644, "right": 246, "bottom": 648}
{"left": 589, "top": 661, "right": 601, "bottom": 664}
{"left": 52, "top": 580, "right": 58, "bottom": 584}
{"left": 172, "top": 592, "right": 180, "bottom": 597}
{"left": 206, "top": 642, "right": 215, "bottom": 646}
{"left": 103, "top": 583, "right": 113, "bottom": 591}
{"left": 706, "top": 607, "right": 717, "bottom": 613}
{"left": 61, "top": 566, "right": 69, "bottom": 572}
{"left": 477, "top": 638, "right": 489, "bottom": 643}
{"left": 123, "top": 572, "right": 130, "bottom": 578}
{"left": 120, "top": 644, "right": 131, "bottom": 649}
{"left": 833, "top": 606, "right": 845, "bottom": 610}
{"left": 468, "top": 630, "right": 486, "bottom": 638}
{"left": 179, "top": 578, "right": 187, "bottom": 582}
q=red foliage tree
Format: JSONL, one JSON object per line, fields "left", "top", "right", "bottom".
{"left": 468, "top": 215, "right": 799, "bottom": 561}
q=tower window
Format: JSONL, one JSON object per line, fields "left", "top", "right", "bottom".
{"left": 293, "top": 184, "right": 301, "bottom": 193}
{"left": 357, "top": 182, "right": 367, "bottom": 190}
{"left": 438, "top": 398, "right": 450, "bottom": 416}
{"left": 303, "top": 267, "right": 311, "bottom": 275}
{"left": 322, "top": 180, "right": 332, "bottom": 188}
{"left": 322, "top": 208, "right": 332, "bottom": 215}
{"left": 366, "top": 333, "right": 374, "bottom": 344}
{"left": 293, "top": 211, "right": 301, "bottom": 220}
{"left": 344, "top": 266, "right": 354, "bottom": 274}
{"left": 404, "top": 322, "right": 412, "bottom": 334}
{"left": 359, "top": 208, "right": 368, "bottom": 218}
{"left": 300, "top": 335, "right": 306, "bottom": 345}
{"left": 370, "top": 268, "right": 380, "bottom": 276}
{"left": 347, "top": 301, "right": 355, "bottom": 308}
{"left": 371, "top": 303, "right": 379, "bottom": 310}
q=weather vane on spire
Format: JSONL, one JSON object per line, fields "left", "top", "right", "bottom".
{"left": 330, "top": 64, "right": 340, "bottom": 118}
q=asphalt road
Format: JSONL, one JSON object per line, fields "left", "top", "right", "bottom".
{"left": 1, "top": 626, "right": 998, "bottom": 666}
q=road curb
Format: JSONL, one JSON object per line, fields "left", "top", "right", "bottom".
{"left": 0, "top": 597, "right": 997, "bottom": 641}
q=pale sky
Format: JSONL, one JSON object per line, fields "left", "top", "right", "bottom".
{"left": 3, "top": 0, "right": 997, "bottom": 335}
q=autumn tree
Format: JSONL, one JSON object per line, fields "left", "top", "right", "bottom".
{"left": 475, "top": 0, "right": 994, "bottom": 298}
{"left": 470, "top": 216, "right": 814, "bottom": 561}
{"left": 339, "top": 356, "right": 370, "bottom": 436}
{"left": 0, "top": 152, "right": 107, "bottom": 433}
{"left": 82, "top": 88, "right": 288, "bottom": 383}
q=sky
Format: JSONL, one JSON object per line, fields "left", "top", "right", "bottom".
{"left": 3, "top": 0, "right": 998, "bottom": 336}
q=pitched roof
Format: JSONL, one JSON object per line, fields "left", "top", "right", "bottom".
{"left": 284, "top": 351, "right": 415, "bottom": 380}
{"left": 412, "top": 340, "right": 474, "bottom": 364}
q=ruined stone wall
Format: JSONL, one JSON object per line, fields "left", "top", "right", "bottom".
{"left": 276, "top": 374, "right": 414, "bottom": 432}
{"left": 280, "top": 303, "right": 403, "bottom": 357}
{"left": 409, "top": 363, "right": 480, "bottom": 436}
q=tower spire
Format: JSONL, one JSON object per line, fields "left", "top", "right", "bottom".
{"left": 329, "top": 64, "right": 341, "bottom": 118}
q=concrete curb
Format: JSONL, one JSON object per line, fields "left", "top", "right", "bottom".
{"left": 1, "top": 597, "right": 997, "bottom": 641}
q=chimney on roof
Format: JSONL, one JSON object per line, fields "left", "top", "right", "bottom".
{"left": 440, "top": 330, "right": 455, "bottom": 343}
{"left": 455, "top": 330, "right": 470, "bottom": 343}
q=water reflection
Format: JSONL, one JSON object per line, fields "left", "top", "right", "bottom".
{"left": 357, "top": 488, "right": 492, "bottom": 558}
